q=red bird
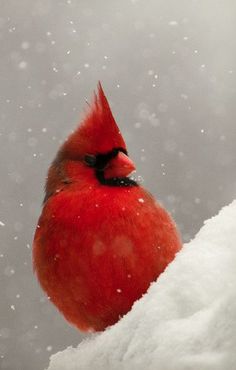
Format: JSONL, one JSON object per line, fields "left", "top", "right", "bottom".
{"left": 33, "top": 83, "right": 182, "bottom": 332}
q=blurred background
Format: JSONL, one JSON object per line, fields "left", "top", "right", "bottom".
{"left": 0, "top": 0, "right": 236, "bottom": 369}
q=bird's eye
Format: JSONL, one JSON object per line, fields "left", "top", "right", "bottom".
{"left": 84, "top": 154, "right": 96, "bottom": 167}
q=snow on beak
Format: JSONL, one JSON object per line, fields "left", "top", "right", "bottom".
{"left": 104, "top": 151, "right": 136, "bottom": 179}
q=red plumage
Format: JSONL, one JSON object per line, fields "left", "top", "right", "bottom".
{"left": 33, "top": 83, "right": 182, "bottom": 332}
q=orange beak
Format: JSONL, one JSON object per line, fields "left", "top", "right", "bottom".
{"left": 104, "top": 152, "right": 136, "bottom": 179}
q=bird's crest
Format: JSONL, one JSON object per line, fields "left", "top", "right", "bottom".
{"left": 61, "top": 83, "right": 126, "bottom": 158}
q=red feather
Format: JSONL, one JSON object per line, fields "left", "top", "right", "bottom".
{"left": 33, "top": 84, "right": 182, "bottom": 332}
{"left": 61, "top": 82, "right": 126, "bottom": 158}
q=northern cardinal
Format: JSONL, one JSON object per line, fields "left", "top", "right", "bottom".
{"left": 33, "top": 83, "right": 182, "bottom": 332}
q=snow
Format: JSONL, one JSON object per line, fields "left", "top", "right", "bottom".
{"left": 47, "top": 200, "right": 236, "bottom": 370}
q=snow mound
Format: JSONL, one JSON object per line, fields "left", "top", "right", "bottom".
{"left": 47, "top": 201, "right": 236, "bottom": 370}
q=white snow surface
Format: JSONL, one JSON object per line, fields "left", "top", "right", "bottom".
{"left": 47, "top": 201, "right": 236, "bottom": 370}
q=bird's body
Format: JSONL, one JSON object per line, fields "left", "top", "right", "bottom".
{"left": 33, "top": 84, "right": 182, "bottom": 332}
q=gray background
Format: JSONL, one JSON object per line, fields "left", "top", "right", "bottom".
{"left": 0, "top": 1, "right": 236, "bottom": 369}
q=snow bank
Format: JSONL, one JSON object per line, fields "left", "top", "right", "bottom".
{"left": 47, "top": 201, "right": 236, "bottom": 370}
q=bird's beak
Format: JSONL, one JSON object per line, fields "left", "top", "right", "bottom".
{"left": 104, "top": 152, "right": 136, "bottom": 179}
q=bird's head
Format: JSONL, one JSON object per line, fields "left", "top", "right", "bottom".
{"left": 44, "top": 83, "right": 137, "bottom": 202}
